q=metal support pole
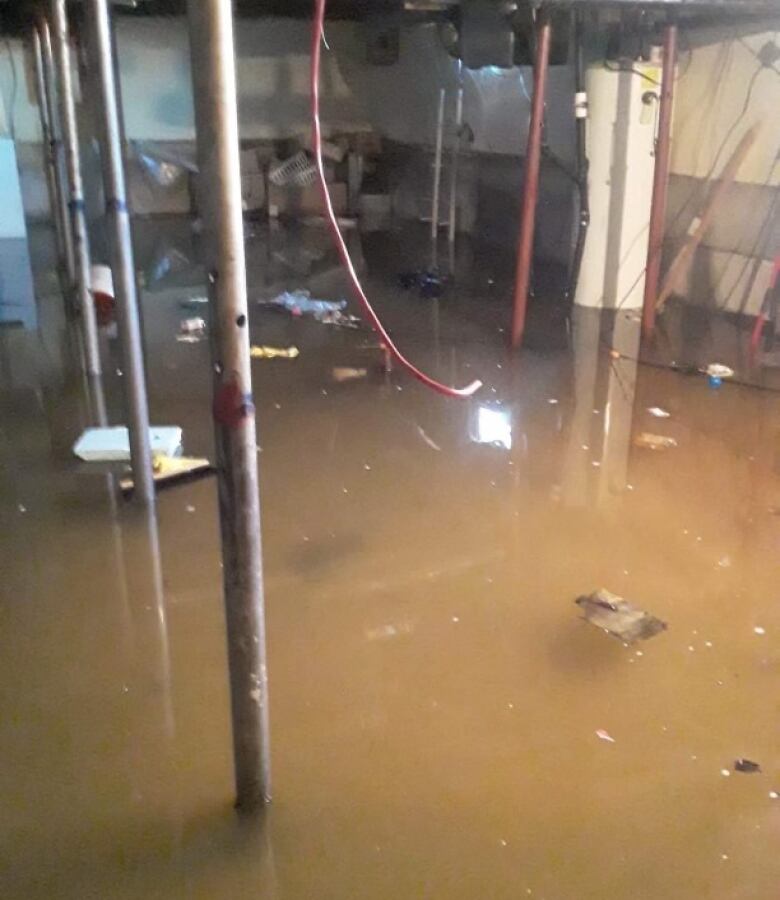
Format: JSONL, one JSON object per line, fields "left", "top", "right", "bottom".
{"left": 431, "top": 87, "right": 446, "bottom": 245}
{"left": 37, "top": 16, "right": 75, "bottom": 291}
{"left": 32, "top": 25, "right": 68, "bottom": 286}
{"left": 87, "top": 0, "right": 155, "bottom": 505}
{"left": 187, "top": 0, "right": 271, "bottom": 809}
{"left": 448, "top": 83, "right": 464, "bottom": 248}
{"left": 567, "top": 9, "right": 590, "bottom": 303}
{"left": 642, "top": 23, "right": 677, "bottom": 339}
{"left": 51, "top": 0, "right": 101, "bottom": 377}
{"left": 511, "top": 8, "right": 552, "bottom": 349}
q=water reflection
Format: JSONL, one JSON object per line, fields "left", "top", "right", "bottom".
{"left": 561, "top": 307, "right": 640, "bottom": 507}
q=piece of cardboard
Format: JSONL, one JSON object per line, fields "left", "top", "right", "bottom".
{"left": 268, "top": 182, "right": 347, "bottom": 218}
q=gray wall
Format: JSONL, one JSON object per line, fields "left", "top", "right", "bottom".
{"left": 667, "top": 24, "right": 780, "bottom": 314}
{"left": 1, "top": 15, "right": 576, "bottom": 230}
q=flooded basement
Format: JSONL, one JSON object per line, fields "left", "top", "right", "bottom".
{"left": 2, "top": 220, "right": 780, "bottom": 899}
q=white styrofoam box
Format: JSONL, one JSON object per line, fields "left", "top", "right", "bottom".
{"left": 73, "top": 426, "right": 182, "bottom": 462}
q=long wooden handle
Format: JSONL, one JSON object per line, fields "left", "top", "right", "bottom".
{"left": 656, "top": 124, "right": 760, "bottom": 312}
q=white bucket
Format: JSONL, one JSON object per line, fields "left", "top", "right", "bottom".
{"left": 90, "top": 264, "right": 114, "bottom": 303}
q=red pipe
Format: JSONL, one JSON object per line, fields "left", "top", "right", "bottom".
{"left": 511, "top": 8, "right": 552, "bottom": 350}
{"left": 749, "top": 254, "right": 780, "bottom": 359}
{"left": 642, "top": 24, "right": 678, "bottom": 339}
{"left": 310, "top": 0, "right": 480, "bottom": 398}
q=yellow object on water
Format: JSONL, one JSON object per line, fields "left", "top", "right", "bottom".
{"left": 121, "top": 455, "right": 213, "bottom": 495}
{"left": 250, "top": 345, "right": 299, "bottom": 360}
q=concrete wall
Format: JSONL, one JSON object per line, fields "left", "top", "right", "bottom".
{"left": 345, "top": 22, "right": 575, "bottom": 162}
{"left": 1, "top": 14, "right": 577, "bottom": 229}
{"left": 112, "top": 16, "right": 574, "bottom": 160}
{"left": 667, "top": 25, "right": 780, "bottom": 315}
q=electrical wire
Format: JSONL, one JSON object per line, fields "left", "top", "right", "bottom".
{"left": 669, "top": 62, "right": 766, "bottom": 234}
{"left": 604, "top": 60, "right": 661, "bottom": 86}
{"left": 311, "top": 0, "right": 481, "bottom": 399}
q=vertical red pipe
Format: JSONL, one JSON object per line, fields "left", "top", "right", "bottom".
{"left": 642, "top": 24, "right": 677, "bottom": 338}
{"left": 511, "top": 8, "right": 552, "bottom": 349}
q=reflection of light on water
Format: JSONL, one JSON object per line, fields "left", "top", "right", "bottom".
{"left": 473, "top": 405, "right": 512, "bottom": 450}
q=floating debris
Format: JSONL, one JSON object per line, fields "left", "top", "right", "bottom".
{"left": 332, "top": 366, "right": 368, "bottom": 383}
{"left": 596, "top": 729, "right": 616, "bottom": 744}
{"left": 120, "top": 455, "right": 213, "bottom": 497}
{"left": 647, "top": 406, "right": 670, "bottom": 418}
{"left": 734, "top": 758, "right": 761, "bottom": 774}
{"left": 398, "top": 270, "right": 446, "bottom": 299}
{"left": 706, "top": 363, "right": 735, "bottom": 379}
{"left": 180, "top": 316, "right": 206, "bottom": 335}
{"left": 575, "top": 588, "right": 667, "bottom": 644}
{"left": 179, "top": 296, "right": 208, "bottom": 309}
{"left": 365, "top": 622, "right": 414, "bottom": 641}
{"left": 634, "top": 432, "right": 678, "bottom": 450}
{"left": 74, "top": 426, "right": 182, "bottom": 462}
{"left": 416, "top": 425, "right": 442, "bottom": 452}
{"left": 754, "top": 626, "right": 766, "bottom": 636}
{"left": 250, "top": 345, "right": 299, "bottom": 360}
{"left": 717, "top": 556, "right": 732, "bottom": 568}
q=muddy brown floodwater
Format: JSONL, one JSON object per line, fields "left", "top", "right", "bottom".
{"left": 2, "top": 221, "right": 780, "bottom": 899}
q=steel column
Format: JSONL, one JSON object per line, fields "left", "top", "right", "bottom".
{"left": 448, "top": 83, "right": 464, "bottom": 248}
{"left": 431, "top": 87, "right": 446, "bottom": 244}
{"left": 86, "top": 0, "right": 155, "bottom": 506}
{"left": 32, "top": 25, "right": 69, "bottom": 287}
{"left": 37, "top": 16, "right": 75, "bottom": 291}
{"left": 51, "top": 0, "right": 101, "bottom": 376}
{"left": 187, "top": 0, "right": 271, "bottom": 808}
{"left": 511, "top": 8, "right": 552, "bottom": 349}
{"left": 642, "top": 24, "right": 677, "bottom": 338}
{"left": 567, "top": 9, "right": 590, "bottom": 302}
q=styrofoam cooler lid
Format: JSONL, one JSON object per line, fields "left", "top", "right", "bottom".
{"left": 90, "top": 264, "right": 114, "bottom": 299}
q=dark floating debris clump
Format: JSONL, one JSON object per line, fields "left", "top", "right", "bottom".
{"left": 734, "top": 759, "right": 761, "bottom": 774}
{"left": 576, "top": 589, "right": 668, "bottom": 645}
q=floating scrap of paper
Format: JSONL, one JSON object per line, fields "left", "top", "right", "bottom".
{"left": 576, "top": 588, "right": 667, "bottom": 644}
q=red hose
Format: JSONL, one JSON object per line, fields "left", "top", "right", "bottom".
{"left": 310, "top": 0, "right": 481, "bottom": 399}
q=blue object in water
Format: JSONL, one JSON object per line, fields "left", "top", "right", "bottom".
{"left": 708, "top": 375, "right": 722, "bottom": 388}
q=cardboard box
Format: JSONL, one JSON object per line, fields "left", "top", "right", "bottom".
{"left": 268, "top": 182, "right": 347, "bottom": 218}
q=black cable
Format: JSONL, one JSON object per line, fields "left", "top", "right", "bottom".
{"left": 715, "top": 173, "right": 780, "bottom": 313}
{"left": 738, "top": 36, "right": 780, "bottom": 79}
{"left": 604, "top": 60, "right": 661, "bottom": 86}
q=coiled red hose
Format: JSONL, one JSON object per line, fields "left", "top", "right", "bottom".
{"left": 310, "top": 0, "right": 481, "bottom": 399}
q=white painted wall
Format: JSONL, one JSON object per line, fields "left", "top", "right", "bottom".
{"left": 114, "top": 17, "right": 371, "bottom": 141}
{"left": 671, "top": 27, "right": 780, "bottom": 186}
{"left": 0, "top": 38, "right": 44, "bottom": 143}
{"left": 0, "top": 139, "right": 28, "bottom": 238}
{"left": 348, "top": 22, "right": 575, "bottom": 160}
{"left": 669, "top": 26, "right": 780, "bottom": 314}
{"left": 1, "top": 16, "right": 574, "bottom": 155}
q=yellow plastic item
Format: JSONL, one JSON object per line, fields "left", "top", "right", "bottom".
{"left": 250, "top": 345, "right": 299, "bottom": 360}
